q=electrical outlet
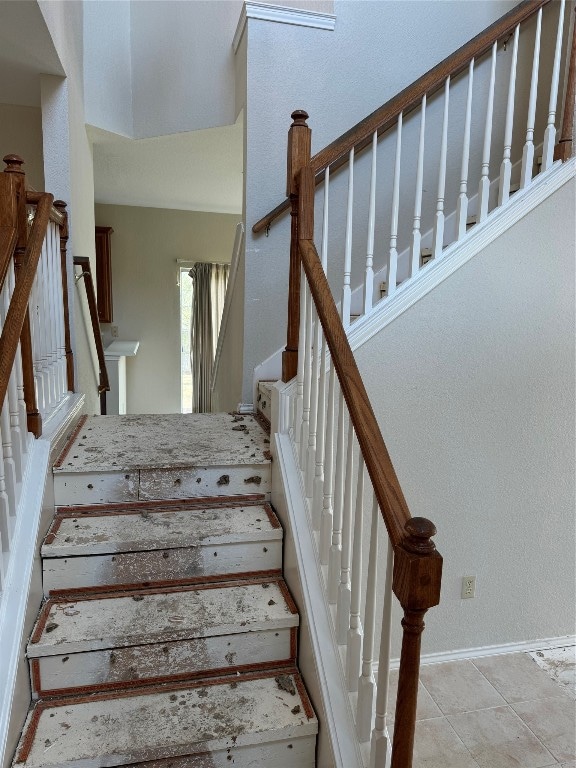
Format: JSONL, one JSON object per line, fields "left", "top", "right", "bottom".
{"left": 111, "top": 325, "right": 119, "bottom": 338}
{"left": 461, "top": 575, "right": 476, "bottom": 599}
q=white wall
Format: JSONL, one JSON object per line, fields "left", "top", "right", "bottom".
{"left": 0, "top": 105, "right": 44, "bottom": 191}
{"left": 83, "top": 0, "right": 132, "bottom": 137}
{"left": 354, "top": 177, "right": 575, "bottom": 654}
{"left": 95, "top": 204, "right": 241, "bottom": 415}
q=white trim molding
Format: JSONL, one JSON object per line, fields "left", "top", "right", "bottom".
{"left": 233, "top": 1, "right": 336, "bottom": 53}
{"left": 348, "top": 158, "right": 576, "bottom": 353}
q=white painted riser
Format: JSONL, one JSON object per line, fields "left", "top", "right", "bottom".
{"left": 16, "top": 674, "right": 318, "bottom": 768}
{"left": 30, "top": 627, "right": 295, "bottom": 697}
{"left": 42, "top": 541, "right": 282, "bottom": 595}
{"left": 54, "top": 465, "right": 271, "bottom": 506}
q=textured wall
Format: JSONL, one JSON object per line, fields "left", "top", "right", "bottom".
{"left": 0, "top": 105, "right": 45, "bottom": 191}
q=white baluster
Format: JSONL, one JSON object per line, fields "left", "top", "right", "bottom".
{"left": 328, "top": 390, "right": 345, "bottom": 603}
{"left": 478, "top": 43, "right": 497, "bottom": 222}
{"left": 432, "top": 77, "right": 451, "bottom": 257}
{"left": 1, "top": 401, "right": 17, "bottom": 518}
{"left": 521, "top": 9, "right": 542, "bottom": 188}
{"left": 337, "top": 424, "right": 355, "bottom": 644}
{"left": 0, "top": 420, "right": 12, "bottom": 550}
{"left": 30, "top": 270, "right": 45, "bottom": 417}
{"left": 319, "top": 363, "right": 335, "bottom": 564}
{"left": 410, "top": 96, "right": 427, "bottom": 277}
{"left": 499, "top": 26, "right": 520, "bottom": 206}
{"left": 299, "top": 281, "right": 313, "bottom": 469}
{"left": 342, "top": 148, "right": 354, "bottom": 328}
{"left": 357, "top": 493, "right": 379, "bottom": 742}
{"left": 346, "top": 454, "right": 364, "bottom": 692}
{"left": 313, "top": 176, "right": 331, "bottom": 524}
{"left": 542, "top": 0, "right": 566, "bottom": 171}
{"left": 1, "top": 270, "right": 22, "bottom": 480}
{"left": 369, "top": 538, "right": 394, "bottom": 768}
{"left": 306, "top": 311, "right": 320, "bottom": 500}
{"left": 38, "top": 240, "right": 51, "bottom": 412}
{"left": 456, "top": 61, "right": 474, "bottom": 240}
{"left": 364, "top": 132, "right": 377, "bottom": 315}
{"left": 294, "top": 267, "right": 306, "bottom": 450}
{"left": 387, "top": 114, "right": 403, "bottom": 299}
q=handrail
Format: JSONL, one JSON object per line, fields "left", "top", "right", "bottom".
{"left": 253, "top": 0, "right": 552, "bottom": 234}
{"left": 73, "top": 257, "right": 110, "bottom": 409}
{"left": 0, "top": 193, "right": 53, "bottom": 408}
{"left": 26, "top": 190, "right": 65, "bottom": 227}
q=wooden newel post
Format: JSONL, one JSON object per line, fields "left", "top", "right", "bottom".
{"left": 54, "top": 200, "right": 75, "bottom": 393}
{"left": 391, "top": 517, "right": 443, "bottom": 768}
{"left": 282, "top": 110, "right": 311, "bottom": 383}
{"left": 3, "top": 154, "right": 42, "bottom": 437}
{"left": 555, "top": 9, "right": 576, "bottom": 162}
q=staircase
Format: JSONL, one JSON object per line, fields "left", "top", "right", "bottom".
{"left": 12, "top": 412, "right": 318, "bottom": 768}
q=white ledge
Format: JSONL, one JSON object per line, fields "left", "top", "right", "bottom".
{"left": 233, "top": 1, "right": 336, "bottom": 53}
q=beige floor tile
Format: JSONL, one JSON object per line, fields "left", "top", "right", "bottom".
{"left": 386, "top": 668, "right": 442, "bottom": 722}
{"left": 420, "top": 660, "right": 506, "bottom": 715}
{"left": 513, "top": 696, "right": 576, "bottom": 763}
{"left": 447, "top": 705, "right": 556, "bottom": 768}
{"left": 473, "top": 653, "right": 566, "bottom": 703}
{"left": 410, "top": 717, "right": 480, "bottom": 768}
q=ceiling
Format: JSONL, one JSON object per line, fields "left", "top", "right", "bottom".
{"left": 91, "top": 118, "right": 243, "bottom": 214}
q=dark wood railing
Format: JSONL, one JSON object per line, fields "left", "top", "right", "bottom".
{"left": 253, "top": 0, "right": 576, "bottom": 235}
{"left": 73, "top": 257, "right": 110, "bottom": 414}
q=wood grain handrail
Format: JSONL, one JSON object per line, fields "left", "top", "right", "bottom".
{"left": 253, "top": 0, "right": 551, "bottom": 234}
{"left": 73, "top": 257, "right": 110, "bottom": 396}
{"left": 0, "top": 193, "right": 53, "bottom": 408}
{"left": 26, "top": 190, "right": 66, "bottom": 227}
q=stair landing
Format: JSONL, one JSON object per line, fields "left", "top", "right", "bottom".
{"left": 53, "top": 414, "right": 272, "bottom": 506}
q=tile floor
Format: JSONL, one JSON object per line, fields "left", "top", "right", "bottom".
{"left": 389, "top": 645, "right": 575, "bottom": 768}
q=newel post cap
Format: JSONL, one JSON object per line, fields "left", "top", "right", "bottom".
{"left": 291, "top": 110, "right": 309, "bottom": 126}
{"left": 3, "top": 154, "right": 25, "bottom": 174}
{"left": 392, "top": 517, "right": 442, "bottom": 611}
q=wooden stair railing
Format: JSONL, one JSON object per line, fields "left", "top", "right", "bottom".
{"left": 283, "top": 110, "right": 443, "bottom": 767}
{"left": 73, "top": 257, "right": 110, "bottom": 415}
{"left": 254, "top": 0, "right": 575, "bottom": 237}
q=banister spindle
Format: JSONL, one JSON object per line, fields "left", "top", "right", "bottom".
{"left": 432, "top": 78, "right": 450, "bottom": 258}
{"left": 306, "top": 305, "right": 320, "bottom": 500}
{"left": 456, "top": 61, "right": 474, "bottom": 240}
{"left": 357, "top": 492, "right": 379, "bottom": 742}
{"left": 387, "top": 114, "right": 402, "bottom": 298}
{"left": 283, "top": 110, "right": 311, "bottom": 382}
{"left": 364, "top": 132, "right": 377, "bottom": 315}
{"left": 299, "top": 280, "right": 313, "bottom": 470}
{"left": 294, "top": 266, "right": 307, "bottom": 452}
{"left": 319, "top": 363, "right": 335, "bottom": 564}
{"left": 342, "top": 148, "right": 354, "bottom": 328}
{"left": 478, "top": 44, "right": 497, "bottom": 222}
{"left": 499, "top": 26, "right": 520, "bottom": 205}
{"left": 337, "top": 423, "right": 354, "bottom": 643}
{"left": 0, "top": 422, "right": 10, "bottom": 554}
{"left": 0, "top": 402, "right": 17, "bottom": 515}
{"left": 410, "top": 95, "right": 426, "bottom": 277}
{"left": 54, "top": 200, "right": 74, "bottom": 392}
{"left": 391, "top": 518, "right": 443, "bottom": 768}
{"left": 346, "top": 454, "right": 365, "bottom": 692}
{"left": 521, "top": 9, "right": 542, "bottom": 188}
{"left": 328, "top": 390, "right": 345, "bottom": 603}
{"left": 1, "top": 270, "right": 23, "bottom": 479}
{"left": 542, "top": 0, "right": 566, "bottom": 171}
{"left": 369, "top": 537, "right": 394, "bottom": 767}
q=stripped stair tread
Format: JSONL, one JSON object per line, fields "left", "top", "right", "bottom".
{"left": 42, "top": 503, "right": 281, "bottom": 557}
{"left": 29, "top": 579, "right": 298, "bottom": 657}
{"left": 54, "top": 413, "right": 271, "bottom": 473}
{"left": 15, "top": 672, "right": 317, "bottom": 768}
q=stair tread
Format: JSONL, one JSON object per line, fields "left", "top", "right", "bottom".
{"left": 29, "top": 580, "right": 298, "bottom": 657}
{"left": 54, "top": 413, "right": 271, "bottom": 474}
{"left": 15, "top": 672, "right": 317, "bottom": 768}
{"left": 43, "top": 503, "right": 281, "bottom": 557}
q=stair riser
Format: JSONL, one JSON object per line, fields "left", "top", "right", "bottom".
{"left": 123, "top": 736, "right": 317, "bottom": 768}
{"left": 42, "top": 542, "right": 282, "bottom": 595}
{"left": 30, "top": 627, "right": 297, "bottom": 698}
{"left": 54, "top": 466, "right": 271, "bottom": 507}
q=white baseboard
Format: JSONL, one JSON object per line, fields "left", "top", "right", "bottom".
{"left": 0, "top": 439, "right": 50, "bottom": 768}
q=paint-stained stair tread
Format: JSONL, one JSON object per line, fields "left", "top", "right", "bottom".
{"left": 16, "top": 673, "right": 318, "bottom": 768}
{"left": 42, "top": 502, "right": 283, "bottom": 593}
{"left": 29, "top": 580, "right": 298, "bottom": 657}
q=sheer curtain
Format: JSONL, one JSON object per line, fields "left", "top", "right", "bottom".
{"left": 188, "top": 263, "right": 229, "bottom": 413}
